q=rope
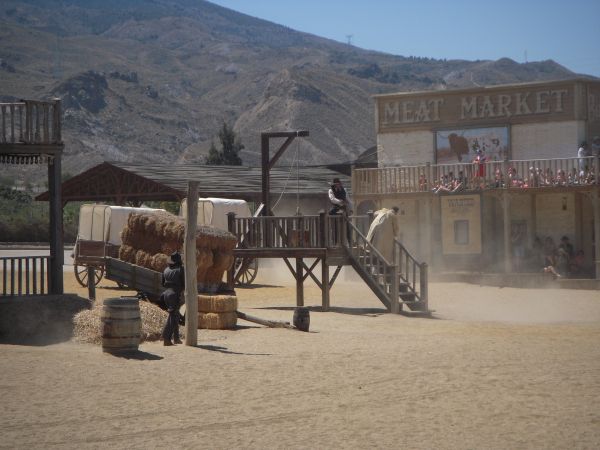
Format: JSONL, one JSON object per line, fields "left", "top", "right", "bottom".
{"left": 271, "top": 144, "right": 298, "bottom": 211}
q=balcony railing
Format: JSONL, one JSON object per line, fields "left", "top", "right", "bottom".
{"left": 353, "top": 156, "right": 599, "bottom": 195}
{"left": 0, "top": 100, "right": 62, "bottom": 146}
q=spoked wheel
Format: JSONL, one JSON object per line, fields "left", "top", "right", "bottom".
{"left": 74, "top": 264, "right": 104, "bottom": 288}
{"left": 234, "top": 257, "right": 258, "bottom": 286}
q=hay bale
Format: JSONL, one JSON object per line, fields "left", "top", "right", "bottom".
{"left": 151, "top": 253, "right": 169, "bottom": 272}
{"left": 198, "top": 311, "right": 237, "bottom": 330}
{"left": 205, "top": 251, "right": 234, "bottom": 284}
{"left": 198, "top": 295, "right": 237, "bottom": 313}
{"left": 118, "top": 244, "right": 136, "bottom": 263}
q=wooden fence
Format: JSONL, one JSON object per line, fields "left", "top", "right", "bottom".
{"left": 0, "top": 100, "right": 62, "bottom": 146}
{"left": 1, "top": 256, "right": 50, "bottom": 296}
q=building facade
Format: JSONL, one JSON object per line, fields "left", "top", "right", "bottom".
{"left": 353, "top": 79, "right": 600, "bottom": 278}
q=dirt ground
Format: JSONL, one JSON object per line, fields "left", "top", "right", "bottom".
{"left": 1, "top": 262, "right": 599, "bottom": 449}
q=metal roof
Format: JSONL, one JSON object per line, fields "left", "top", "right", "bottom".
{"left": 36, "top": 161, "right": 350, "bottom": 204}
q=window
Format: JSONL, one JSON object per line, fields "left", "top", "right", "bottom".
{"left": 454, "top": 220, "right": 469, "bottom": 245}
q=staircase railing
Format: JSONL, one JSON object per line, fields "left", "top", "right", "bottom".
{"left": 345, "top": 216, "right": 430, "bottom": 314}
{"left": 393, "top": 238, "right": 428, "bottom": 311}
{"left": 345, "top": 219, "right": 397, "bottom": 312}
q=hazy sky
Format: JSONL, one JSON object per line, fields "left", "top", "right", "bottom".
{"left": 208, "top": 0, "right": 600, "bottom": 77}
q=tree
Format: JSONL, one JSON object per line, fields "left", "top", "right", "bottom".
{"left": 205, "top": 122, "right": 243, "bottom": 165}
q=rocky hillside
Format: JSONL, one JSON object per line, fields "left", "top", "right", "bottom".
{"left": 0, "top": 0, "right": 580, "bottom": 174}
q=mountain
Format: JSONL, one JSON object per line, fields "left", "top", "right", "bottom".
{"left": 0, "top": 0, "right": 581, "bottom": 175}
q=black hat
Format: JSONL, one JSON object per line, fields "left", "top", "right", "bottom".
{"left": 333, "top": 177, "right": 341, "bottom": 184}
{"left": 168, "top": 251, "right": 182, "bottom": 265}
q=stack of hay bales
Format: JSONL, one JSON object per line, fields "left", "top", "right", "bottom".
{"left": 118, "top": 212, "right": 239, "bottom": 329}
{"left": 197, "top": 294, "right": 238, "bottom": 329}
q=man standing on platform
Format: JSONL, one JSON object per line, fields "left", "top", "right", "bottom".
{"left": 328, "top": 177, "right": 353, "bottom": 215}
{"left": 160, "top": 251, "right": 184, "bottom": 346}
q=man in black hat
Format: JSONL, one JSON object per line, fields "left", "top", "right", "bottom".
{"left": 160, "top": 251, "right": 184, "bottom": 346}
{"left": 328, "top": 177, "right": 353, "bottom": 215}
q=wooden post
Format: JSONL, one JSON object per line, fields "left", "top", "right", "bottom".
{"left": 87, "top": 266, "right": 96, "bottom": 301}
{"left": 227, "top": 212, "right": 236, "bottom": 289}
{"left": 390, "top": 264, "right": 399, "bottom": 314}
{"left": 321, "top": 258, "right": 330, "bottom": 311}
{"left": 184, "top": 181, "right": 199, "bottom": 346}
{"left": 318, "top": 210, "right": 327, "bottom": 248}
{"left": 48, "top": 155, "right": 63, "bottom": 294}
{"left": 296, "top": 257, "right": 304, "bottom": 307}
{"left": 593, "top": 189, "right": 600, "bottom": 280}
{"left": 503, "top": 191, "right": 512, "bottom": 273}
{"left": 261, "top": 133, "right": 270, "bottom": 215}
{"left": 420, "top": 263, "right": 429, "bottom": 312}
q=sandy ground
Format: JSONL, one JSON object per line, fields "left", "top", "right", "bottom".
{"left": 1, "top": 260, "right": 599, "bottom": 449}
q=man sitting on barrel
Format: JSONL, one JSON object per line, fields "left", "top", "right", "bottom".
{"left": 161, "top": 251, "right": 184, "bottom": 346}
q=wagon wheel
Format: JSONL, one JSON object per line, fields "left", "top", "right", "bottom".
{"left": 234, "top": 257, "right": 258, "bottom": 286}
{"left": 74, "top": 264, "right": 104, "bottom": 288}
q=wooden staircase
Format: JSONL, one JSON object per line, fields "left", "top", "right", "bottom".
{"left": 345, "top": 217, "right": 431, "bottom": 315}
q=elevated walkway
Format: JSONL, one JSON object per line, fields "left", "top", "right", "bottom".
{"left": 229, "top": 211, "right": 431, "bottom": 314}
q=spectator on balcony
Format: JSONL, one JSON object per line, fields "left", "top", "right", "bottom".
{"left": 578, "top": 141, "right": 589, "bottom": 174}
{"left": 452, "top": 170, "right": 467, "bottom": 192}
{"left": 433, "top": 174, "right": 452, "bottom": 194}
{"left": 568, "top": 167, "right": 579, "bottom": 185}
{"left": 555, "top": 169, "right": 568, "bottom": 186}
{"left": 472, "top": 149, "right": 487, "bottom": 189}
{"left": 542, "top": 168, "right": 555, "bottom": 186}
{"left": 508, "top": 166, "right": 523, "bottom": 187}
{"left": 528, "top": 167, "right": 540, "bottom": 188}
{"left": 418, "top": 173, "right": 428, "bottom": 191}
{"left": 493, "top": 167, "right": 504, "bottom": 188}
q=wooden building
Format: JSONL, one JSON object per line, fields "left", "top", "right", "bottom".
{"left": 353, "top": 79, "right": 600, "bottom": 279}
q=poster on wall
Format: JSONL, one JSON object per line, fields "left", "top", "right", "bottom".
{"left": 441, "top": 194, "right": 482, "bottom": 255}
{"left": 435, "top": 126, "right": 509, "bottom": 164}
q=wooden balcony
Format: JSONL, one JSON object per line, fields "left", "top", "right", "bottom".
{"left": 0, "top": 100, "right": 63, "bottom": 162}
{"left": 352, "top": 156, "right": 600, "bottom": 196}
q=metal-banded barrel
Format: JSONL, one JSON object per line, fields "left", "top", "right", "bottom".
{"left": 293, "top": 307, "right": 310, "bottom": 332}
{"left": 101, "top": 297, "right": 141, "bottom": 353}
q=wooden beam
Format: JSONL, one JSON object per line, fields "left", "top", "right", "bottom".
{"left": 503, "top": 190, "right": 511, "bottom": 273}
{"left": 184, "top": 181, "right": 199, "bottom": 346}
{"left": 296, "top": 258, "right": 304, "bottom": 307}
{"left": 593, "top": 189, "right": 600, "bottom": 280}
{"left": 322, "top": 258, "right": 330, "bottom": 311}
{"left": 268, "top": 136, "right": 295, "bottom": 170}
{"left": 234, "top": 248, "right": 327, "bottom": 258}
{"left": 48, "top": 155, "right": 63, "bottom": 294}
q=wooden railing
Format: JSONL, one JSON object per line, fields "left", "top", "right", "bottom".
{"left": 353, "top": 156, "right": 600, "bottom": 195}
{"left": 393, "top": 238, "right": 428, "bottom": 310}
{"left": 0, "top": 99, "right": 62, "bottom": 145}
{"left": 347, "top": 220, "right": 395, "bottom": 311}
{"left": 1, "top": 256, "right": 50, "bottom": 296}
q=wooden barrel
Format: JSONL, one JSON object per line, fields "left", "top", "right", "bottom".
{"left": 293, "top": 307, "right": 310, "bottom": 332}
{"left": 101, "top": 297, "right": 141, "bottom": 353}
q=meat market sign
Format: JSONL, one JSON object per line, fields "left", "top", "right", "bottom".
{"left": 376, "top": 80, "right": 587, "bottom": 132}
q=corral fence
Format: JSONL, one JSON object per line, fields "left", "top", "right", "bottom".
{"left": 1, "top": 256, "right": 51, "bottom": 296}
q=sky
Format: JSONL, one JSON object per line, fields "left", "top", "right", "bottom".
{"left": 208, "top": 0, "right": 600, "bottom": 77}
